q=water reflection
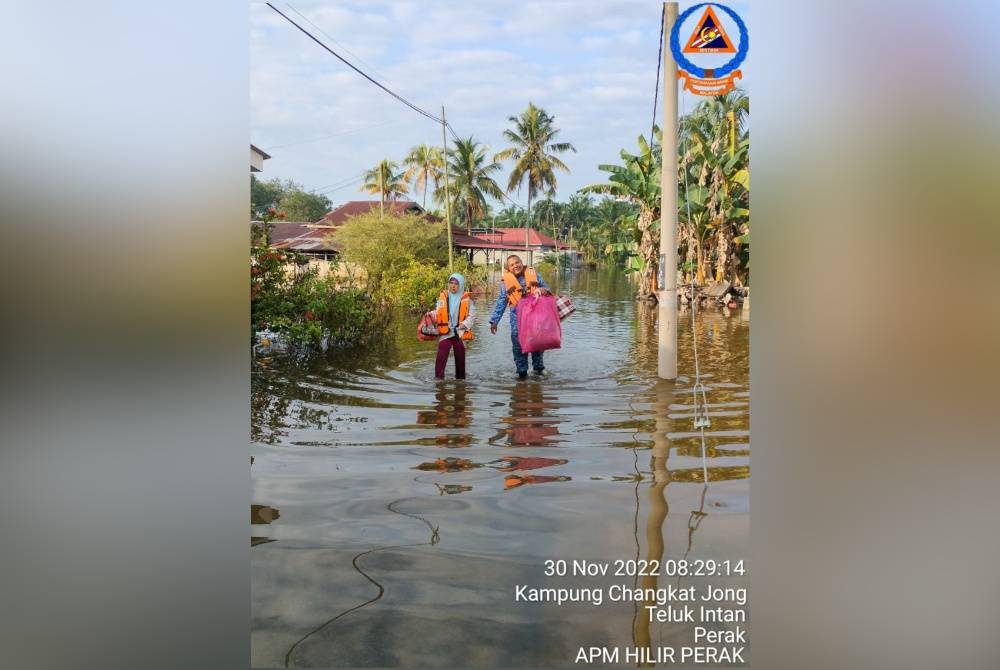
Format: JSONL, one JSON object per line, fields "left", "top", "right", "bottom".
{"left": 434, "top": 483, "right": 473, "bottom": 495}
{"left": 415, "top": 381, "right": 475, "bottom": 449}
{"left": 250, "top": 268, "right": 749, "bottom": 667}
{"left": 251, "top": 504, "right": 281, "bottom": 524}
{"left": 412, "top": 456, "right": 481, "bottom": 473}
{"left": 250, "top": 503, "right": 281, "bottom": 547}
{"left": 633, "top": 381, "right": 672, "bottom": 654}
{"left": 489, "top": 380, "right": 563, "bottom": 447}
{"left": 502, "top": 473, "right": 571, "bottom": 490}
{"left": 487, "top": 456, "right": 568, "bottom": 472}
{"left": 415, "top": 382, "right": 472, "bottom": 429}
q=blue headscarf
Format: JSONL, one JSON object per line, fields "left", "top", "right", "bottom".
{"left": 447, "top": 273, "right": 466, "bottom": 327}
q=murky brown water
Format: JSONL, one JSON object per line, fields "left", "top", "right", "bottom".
{"left": 251, "top": 268, "right": 749, "bottom": 667}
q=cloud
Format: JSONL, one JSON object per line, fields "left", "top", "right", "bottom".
{"left": 251, "top": 1, "right": 750, "bottom": 203}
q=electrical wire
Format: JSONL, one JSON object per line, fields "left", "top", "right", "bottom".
{"left": 266, "top": 3, "right": 443, "bottom": 125}
{"left": 650, "top": 5, "right": 666, "bottom": 149}
{"left": 283, "top": 3, "right": 392, "bottom": 83}
{"left": 310, "top": 174, "right": 365, "bottom": 195}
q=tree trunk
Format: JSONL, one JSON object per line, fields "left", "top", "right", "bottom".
{"left": 635, "top": 207, "right": 657, "bottom": 298}
{"left": 422, "top": 160, "right": 428, "bottom": 210}
{"left": 684, "top": 224, "right": 697, "bottom": 283}
{"left": 696, "top": 241, "right": 706, "bottom": 285}
{"left": 525, "top": 183, "right": 533, "bottom": 266}
{"left": 728, "top": 240, "right": 742, "bottom": 287}
{"left": 715, "top": 225, "right": 729, "bottom": 283}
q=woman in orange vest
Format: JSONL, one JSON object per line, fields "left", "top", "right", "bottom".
{"left": 434, "top": 272, "right": 475, "bottom": 380}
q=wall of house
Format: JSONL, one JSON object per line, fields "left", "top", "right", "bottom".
{"left": 282, "top": 256, "right": 365, "bottom": 284}
{"left": 466, "top": 247, "right": 555, "bottom": 267}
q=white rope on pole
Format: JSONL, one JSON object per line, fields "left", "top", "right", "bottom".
{"left": 679, "top": 89, "right": 710, "bottom": 485}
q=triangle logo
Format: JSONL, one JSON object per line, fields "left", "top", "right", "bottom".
{"left": 682, "top": 6, "right": 737, "bottom": 54}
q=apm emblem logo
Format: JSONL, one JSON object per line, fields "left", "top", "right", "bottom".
{"left": 671, "top": 3, "right": 748, "bottom": 96}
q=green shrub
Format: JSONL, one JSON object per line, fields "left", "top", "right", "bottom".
{"left": 536, "top": 259, "right": 558, "bottom": 277}
{"left": 334, "top": 211, "right": 447, "bottom": 293}
{"left": 387, "top": 260, "right": 491, "bottom": 313}
{"left": 388, "top": 262, "right": 450, "bottom": 313}
{"left": 449, "top": 258, "right": 489, "bottom": 295}
{"left": 251, "top": 246, "right": 387, "bottom": 349}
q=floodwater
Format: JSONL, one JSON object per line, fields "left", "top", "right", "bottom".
{"left": 251, "top": 268, "right": 749, "bottom": 667}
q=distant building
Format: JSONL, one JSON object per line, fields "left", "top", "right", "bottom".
{"left": 255, "top": 200, "right": 579, "bottom": 275}
{"left": 258, "top": 201, "right": 433, "bottom": 279}
{"left": 250, "top": 144, "right": 270, "bottom": 172}
{"left": 316, "top": 199, "right": 428, "bottom": 225}
{"left": 458, "top": 227, "right": 580, "bottom": 267}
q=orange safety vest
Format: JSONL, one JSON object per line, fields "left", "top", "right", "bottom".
{"left": 436, "top": 291, "right": 474, "bottom": 340}
{"left": 501, "top": 267, "right": 539, "bottom": 308}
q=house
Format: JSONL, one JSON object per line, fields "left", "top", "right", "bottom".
{"left": 250, "top": 144, "right": 270, "bottom": 172}
{"left": 458, "top": 227, "right": 581, "bottom": 266}
{"left": 255, "top": 200, "right": 580, "bottom": 275}
{"left": 315, "top": 201, "right": 508, "bottom": 267}
{"left": 254, "top": 220, "right": 343, "bottom": 278}
{"left": 257, "top": 201, "right": 436, "bottom": 279}
{"left": 316, "top": 199, "right": 428, "bottom": 225}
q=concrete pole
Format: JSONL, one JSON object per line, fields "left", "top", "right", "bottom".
{"left": 441, "top": 107, "right": 454, "bottom": 270}
{"left": 658, "top": 2, "right": 679, "bottom": 380}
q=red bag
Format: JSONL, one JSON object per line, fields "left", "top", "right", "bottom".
{"left": 517, "top": 294, "right": 562, "bottom": 353}
{"left": 416, "top": 311, "right": 438, "bottom": 341}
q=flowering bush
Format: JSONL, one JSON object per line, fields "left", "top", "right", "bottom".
{"left": 251, "top": 245, "right": 386, "bottom": 349}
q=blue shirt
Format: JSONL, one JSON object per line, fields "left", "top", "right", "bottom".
{"left": 488, "top": 271, "right": 549, "bottom": 326}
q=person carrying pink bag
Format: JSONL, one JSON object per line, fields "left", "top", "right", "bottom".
{"left": 487, "top": 254, "right": 553, "bottom": 379}
{"left": 516, "top": 292, "right": 562, "bottom": 354}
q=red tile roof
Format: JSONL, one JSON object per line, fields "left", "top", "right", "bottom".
{"left": 452, "top": 232, "right": 508, "bottom": 249}
{"left": 472, "top": 227, "right": 560, "bottom": 248}
{"left": 266, "top": 221, "right": 341, "bottom": 253}
{"left": 317, "top": 200, "right": 434, "bottom": 226}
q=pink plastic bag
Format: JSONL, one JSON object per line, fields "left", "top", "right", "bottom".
{"left": 517, "top": 294, "right": 562, "bottom": 353}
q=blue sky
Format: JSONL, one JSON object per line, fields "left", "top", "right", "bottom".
{"left": 251, "top": 1, "right": 750, "bottom": 210}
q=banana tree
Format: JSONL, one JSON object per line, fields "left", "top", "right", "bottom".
{"left": 679, "top": 90, "right": 750, "bottom": 286}
{"left": 580, "top": 128, "right": 662, "bottom": 298}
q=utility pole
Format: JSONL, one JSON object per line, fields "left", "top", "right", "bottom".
{"left": 658, "top": 1, "right": 679, "bottom": 380}
{"left": 442, "top": 106, "right": 453, "bottom": 270}
{"left": 378, "top": 162, "right": 384, "bottom": 220}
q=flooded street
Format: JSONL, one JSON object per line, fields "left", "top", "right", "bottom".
{"left": 251, "top": 268, "right": 749, "bottom": 667}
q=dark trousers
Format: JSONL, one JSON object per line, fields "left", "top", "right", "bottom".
{"left": 509, "top": 312, "right": 544, "bottom": 374}
{"left": 435, "top": 336, "right": 466, "bottom": 379}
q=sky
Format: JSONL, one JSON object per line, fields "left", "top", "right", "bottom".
{"left": 250, "top": 1, "right": 750, "bottom": 210}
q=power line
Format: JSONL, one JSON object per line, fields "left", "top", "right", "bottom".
{"left": 266, "top": 2, "right": 443, "bottom": 125}
{"left": 283, "top": 3, "right": 391, "bottom": 84}
{"left": 650, "top": 5, "right": 666, "bottom": 149}
{"left": 266, "top": 4, "right": 523, "bottom": 216}
{"left": 313, "top": 175, "right": 365, "bottom": 196}
{"left": 308, "top": 173, "right": 363, "bottom": 193}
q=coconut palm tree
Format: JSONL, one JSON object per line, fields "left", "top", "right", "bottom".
{"left": 360, "top": 159, "right": 409, "bottom": 214}
{"left": 495, "top": 103, "right": 576, "bottom": 257}
{"left": 402, "top": 144, "right": 444, "bottom": 210}
{"left": 437, "top": 137, "right": 505, "bottom": 230}
{"left": 495, "top": 205, "right": 527, "bottom": 230}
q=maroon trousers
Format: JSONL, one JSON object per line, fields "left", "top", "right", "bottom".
{"left": 435, "top": 336, "right": 466, "bottom": 379}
